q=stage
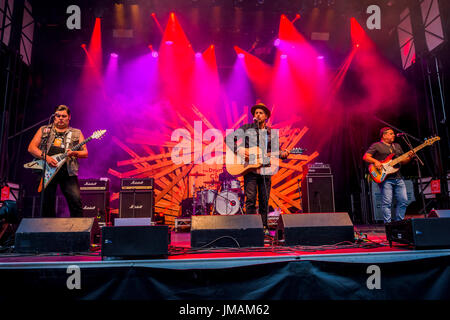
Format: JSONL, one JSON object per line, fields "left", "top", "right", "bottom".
{"left": 1, "top": 224, "right": 450, "bottom": 301}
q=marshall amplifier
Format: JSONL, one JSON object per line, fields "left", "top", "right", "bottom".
{"left": 121, "top": 178, "right": 154, "bottom": 190}
{"left": 79, "top": 178, "right": 109, "bottom": 191}
{"left": 119, "top": 190, "right": 154, "bottom": 219}
{"left": 80, "top": 178, "right": 110, "bottom": 223}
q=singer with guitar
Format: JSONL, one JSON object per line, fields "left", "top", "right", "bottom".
{"left": 226, "top": 103, "right": 289, "bottom": 235}
{"left": 363, "top": 127, "right": 414, "bottom": 224}
{"left": 27, "top": 105, "right": 88, "bottom": 218}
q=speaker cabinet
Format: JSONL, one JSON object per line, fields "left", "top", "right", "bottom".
{"left": 277, "top": 212, "right": 354, "bottom": 246}
{"left": 385, "top": 218, "right": 450, "bottom": 249}
{"left": 302, "top": 175, "right": 335, "bottom": 213}
{"left": 101, "top": 226, "right": 169, "bottom": 258}
{"left": 428, "top": 209, "right": 450, "bottom": 218}
{"left": 119, "top": 191, "right": 154, "bottom": 219}
{"left": 81, "top": 191, "right": 109, "bottom": 223}
{"left": 15, "top": 218, "right": 99, "bottom": 253}
{"left": 190, "top": 215, "right": 264, "bottom": 248}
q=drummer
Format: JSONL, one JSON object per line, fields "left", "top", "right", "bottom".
{"left": 219, "top": 165, "right": 237, "bottom": 192}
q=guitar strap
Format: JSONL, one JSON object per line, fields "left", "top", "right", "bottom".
{"left": 65, "top": 130, "right": 73, "bottom": 150}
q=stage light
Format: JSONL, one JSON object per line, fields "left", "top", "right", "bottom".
{"left": 110, "top": 53, "right": 118, "bottom": 58}
{"left": 238, "top": 53, "right": 245, "bottom": 59}
{"left": 170, "top": 12, "right": 175, "bottom": 21}
{"left": 280, "top": 54, "right": 287, "bottom": 59}
{"left": 165, "top": 40, "right": 173, "bottom": 45}
{"left": 317, "top": 55, "right": 324, "bottom": 59}
{"left": 152, "top": 51, "right": 159, "bottom": 58}
{"left": 195, "top": 52, "right": 202, "bottom": 58}
{"left": 81, "top": 43, "right": 86, "bottom": 48}
{"left": 274, "top": 38, "right": 280, "bottom": 47}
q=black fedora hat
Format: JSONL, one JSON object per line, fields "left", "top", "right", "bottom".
{"left": 251, "top": 103, "right": 271, "bottom": 119}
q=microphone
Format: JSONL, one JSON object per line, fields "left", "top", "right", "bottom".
{"left": 396, "top": 133, "right": 406, "bottom": 137}
{"left": 253, "top": 117, "right": 258, "bottom": 124}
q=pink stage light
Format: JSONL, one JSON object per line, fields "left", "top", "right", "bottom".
{"left": 110, "top": 53, "right": 118, "bottom": 58}
{"left": 151, "top": 51, "right": 159, "bottom": 58}
{"left": 195, "top": 52, "right": 202, "bottom": 58}
{"left": 280, "top": 54, "right": 287, "bottom": 59}
{"left": 274, "top": 38, "right": 281, "bottom": 47}
{"left": 238, "top": 53, "right": 245, "bottom": 59}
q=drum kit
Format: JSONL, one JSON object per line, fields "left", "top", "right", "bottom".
{"left": 183, "top": 172, "right": 244, "bottom": 216}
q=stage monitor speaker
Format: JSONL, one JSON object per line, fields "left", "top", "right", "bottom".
{"left": 428, "top": 209, "right": 450, "bottom": 218}
{"left": 15, "top": 218, "right": 99, "bottom": 253}
{"left": 190, "top": 215, "right": 264, "bottom": 248}
{"left": 81, "top": 191, "right": 109, "bottom": 223}
{"left": 277, "top": 212, "right": 354, "bottom": 246}
{"left": 119, "top": 190, "right": 154, "bottom": 219}
{"left": 385, "top": 218, "right": 450, "bottom": 249}
{"left": 101, "top": 226, "right": 169, "bottom": 258}
{"left": 302, "top": 175, "right": 335, "bottom": 212}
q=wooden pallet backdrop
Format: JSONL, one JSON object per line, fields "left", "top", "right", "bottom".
{"left": 108, "top": 103, "right": 319, "bottom": 226}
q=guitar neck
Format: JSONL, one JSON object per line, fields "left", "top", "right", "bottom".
{"left": 62, "top": 136, "right": 92, "bottom": 156}
{"left": 390, "top": 142, "right": 427, "bottom": 166}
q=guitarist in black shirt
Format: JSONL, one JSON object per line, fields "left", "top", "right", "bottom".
{"left": 27, "top": 105, "right": 88, "bottom": 217}
{"left": 226, "top": 103, "right": 289, "bottom": 235}
{"left": 363, "top": 127, "right": 413, "bottom": 223}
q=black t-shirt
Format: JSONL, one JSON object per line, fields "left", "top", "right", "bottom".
{"left": 365, "top": 141, "right": 404, "bottom": 179}
{"left": 48, "top": 131, "right": 66, "bottom": 156}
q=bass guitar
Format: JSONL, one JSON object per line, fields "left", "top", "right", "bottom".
{"left": 24, "top": 129, "right": 106, "bottom": 191}
{"left": 368, "top": 136, "right": 440, "bottom": 183}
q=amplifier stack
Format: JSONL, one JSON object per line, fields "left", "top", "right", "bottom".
{"left": 119, "top": 178, "right": 155, "bottom": 221}
{"left": 79, "top": 178, "right": 110, "bottom": 224}
{"left": 301, "top": 163, "right": 335, "bottom": 213}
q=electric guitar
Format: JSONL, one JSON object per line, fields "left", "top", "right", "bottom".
{"left": 24, "top": 129, "right": 107, "bottom": 191}
{"left": 368, "top": 136, "right": 440, "bottom": 183}
{"left": 225, "top": 146, "right": 304, "bottom": 176}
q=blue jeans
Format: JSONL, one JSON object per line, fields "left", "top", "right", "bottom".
{"left": 379, "top": 178, "right": 408, "bottom": 223}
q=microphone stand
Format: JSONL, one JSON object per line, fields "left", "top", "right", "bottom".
{"left": 400, "top": 134, "right": 427, "bottom": 218}
{"left": 39, "top": 115, "right": 55, "bottom": 218}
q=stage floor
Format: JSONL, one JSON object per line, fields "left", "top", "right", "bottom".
{"left": 1, "top": 224, "right": 450, "bottom": 269}
{"left": 1, "top": 224, "right": 450, "bottom": 301}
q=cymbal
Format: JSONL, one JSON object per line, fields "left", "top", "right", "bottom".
{"left": 204, "top": 180, "right": 221, "bottom": 185}
{"left": 190, "top": 172, "right": 206, "bottom": 177}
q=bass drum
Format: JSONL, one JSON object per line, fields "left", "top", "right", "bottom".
{"left": 215, "top": 191, "right": 241, "bottom": 215}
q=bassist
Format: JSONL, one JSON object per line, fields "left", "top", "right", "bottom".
{"left": 363, "top": 127, "right": 413, "bottom": 223}
{"left": 27, "top": 105, "right": 88, "bottom": 217}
